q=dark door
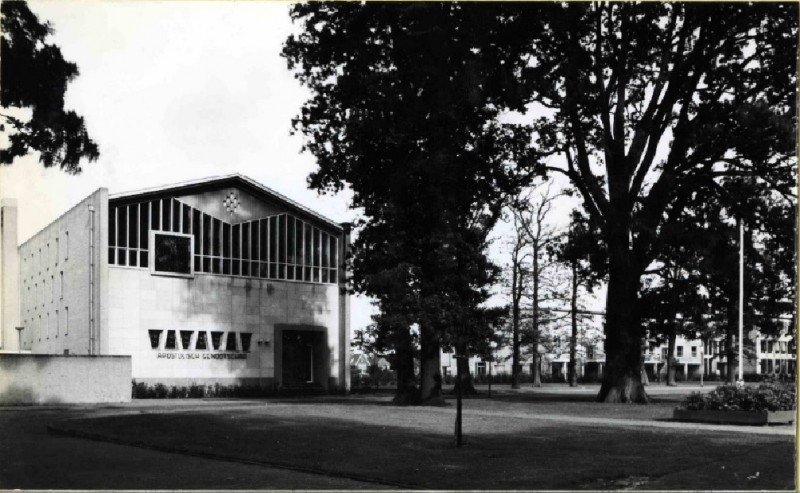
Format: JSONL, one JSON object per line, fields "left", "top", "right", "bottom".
{"left": 282, "top": 331, "right": 316, "bottom": 384}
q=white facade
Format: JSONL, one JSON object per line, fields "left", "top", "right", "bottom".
{"left": 1, "top": 174, "right": 352, "bottom": 392}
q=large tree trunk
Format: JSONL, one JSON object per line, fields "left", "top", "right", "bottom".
{"left": 666, "top": 330, "right": 677, "bottom": 386}
{"left": 419, "top": 324, "right": 444, "bottom": 404}
{"left": 454, "top": 342, "right": 465, "bottom": 448}
{"left": 597, "top": 251, "right": 649, "bottom": 403}
{"left": 454, "top": 355, "right": 478, "bottom": 395}
{"left": 640, "top": 340, "right": 650, "bottom": 386}
{"left": 511, "top": 263, "right": 522, "bottom": 389}
{"left": 568, "top": 258, "right": 578, "bottom": 387}
{"left": 392, "top": 327, "right": 419, "bottom": 405}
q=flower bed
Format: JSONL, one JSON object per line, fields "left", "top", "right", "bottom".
{"left": 674, "top": 383, "right": 796, "bottom": 425}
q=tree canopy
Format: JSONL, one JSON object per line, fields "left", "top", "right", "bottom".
{"left": 1, "top": 1, "right": 99, "bottom": 172}
{"left": 285, "top": 2, "right": 797, "bottom": 403}
{"left": 521, "top": 2, "right": 796, "bottom": 401}
{"left": 284, "top": 3, "right": 538, "bottom": 403}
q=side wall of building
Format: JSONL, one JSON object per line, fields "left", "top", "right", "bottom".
{"left": 18, "top": 189, "right": 109, "bottom": 356}
{"left": 1, "top": 199, "right": 21, "bottom": 350}
{"left": 107, "top": 267, "right": 342, "bottom": 388}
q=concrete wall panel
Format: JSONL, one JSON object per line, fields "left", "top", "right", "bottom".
{"left": 0, "top": 354, "right": 131, "bottom": 404}
{"left": 107, "top": 268, "right": 340, "bottom": 388}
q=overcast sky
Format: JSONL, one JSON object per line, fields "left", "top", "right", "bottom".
{"left": 0, "top": 2, "right": 600, "bottom": 335}
{"left": 0, "top": 2, "right": 386, "bottom": 329}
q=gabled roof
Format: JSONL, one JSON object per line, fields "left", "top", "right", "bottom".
{"left": 109, "top": 173, "right": 343, "bottom": 230}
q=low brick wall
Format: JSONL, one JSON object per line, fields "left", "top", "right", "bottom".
{"left": 0, "top": 353, "right": 131, "bottom": 405}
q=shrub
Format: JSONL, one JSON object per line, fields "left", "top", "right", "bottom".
{"left": 187, "top": 384, "right": 205, "bottom": 398}
{"left": 352, "top": 368, "right": 396, "bottom": 392}
{"left": 132, "top": 380, "right": 156, "bottom": 399}
{"left": 153, "top": 383, "right": 169, "bottom": 399}
{"left": 131, "top": 380, "right": 277, "bottom": 399}
{"left": 679, "top": 382, "right": 796, "bottom": 412}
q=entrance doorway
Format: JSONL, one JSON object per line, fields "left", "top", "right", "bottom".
{"left": 281, "top": 330, "right": 324, "bottom": 385}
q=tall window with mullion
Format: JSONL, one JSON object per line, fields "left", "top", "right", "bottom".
{"left": 312, "top": 227, "right": 321, "bottom": 282}
{"left": 171, "top": 198, "right": 181, "bottom": 233}
{"left": 212, "top": 217, "right": 222, "bottom": 274}
{"left": 242, "top": 221, "right": 251, "bottom": 276}
{"left": 286, "top": 216, "right": 299, "bottom": 281}
{"left": 117, "top": 205, "right": 127, "bottom": 265}
{"left": 108, "top": 199, "right": 339, "bottom": 284}
{"left": 303, "top": 222, "right": 312, "bottom": 282}
{"left": 279, "top": 214, "right": 287, "bottom": 280}
{"left": 139, "top": 202, "right": 150, "bottom": 268}
{"left": 258, "top": 218, "right": 268, "bottom": 278}
{"left": 108, "top": 204, "right": 116, "bottom": 264}
{"left": 232, "top": 223, "right": 241, "bottom": 276}
{"left": 269, "top": 216, "right": 278, "bottom": 278}
{"left": 250, "top": 220, "right": 259, "bottom": 278}
{"left": 192, "top": 208, "right": 201, "bottom": 272}
{"left": 329, "top": 235, "right": 338, "bottom": 283}
{"left": 321, "top": 231, "right": 329, "bottom": 283}
{"left": 202, "top": 213, "right": 211, "bottom": 273}
{"left": 128, "top": 203, "right": 138, "bottom": 267}
{"left": 161, "top": 198, "right": 171, "bottom": 232}
{"left": 223, "top": 222, "right": 232, "bottom": 275}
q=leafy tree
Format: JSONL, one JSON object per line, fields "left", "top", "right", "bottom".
{"left": 1, "top": 1, "right": 98, "bottom": 172}
{"left": 641, "top": 175, "right": 795, "bottom": 385}
{"left": 516, "top": 184, "right": 566, "bottom": 386}
{"left": 553, "top": 209, "right": 605, "bottom": 386}
{"left": 639, "top": 271, "right": 705, "bottom": 386}
{"left": 520, "top": 2, "right": 796, "bottom": 401}
{"left": 283, "top": 3, "right": 536, "bottom": 405}
{"left": 691, "top": 179, "right": 794, "bottom": 383}
{"left": 503, "top": 204, "right": 532, "bottom": 389}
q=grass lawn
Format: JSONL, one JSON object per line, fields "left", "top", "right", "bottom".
{"left": 49, "top": 392, "right": 795, "bottom": 490}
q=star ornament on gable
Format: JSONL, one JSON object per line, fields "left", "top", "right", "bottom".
{"left": 223, "top": 192, "right": 240, "bottom": 215}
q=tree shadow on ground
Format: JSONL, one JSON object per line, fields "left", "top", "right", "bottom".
{"left": 49, "top": 409, "right": 793, "bottom": 490}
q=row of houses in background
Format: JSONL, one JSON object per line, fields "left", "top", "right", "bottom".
{"left": 352, "top": 322, "right": 796, "bottom": 383}
{"left": 446, "top": 324, "right": 796, "bottom": 382}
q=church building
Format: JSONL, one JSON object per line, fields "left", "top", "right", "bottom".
{"left": 0, "top": 174, "right": 351, "bottom": 392}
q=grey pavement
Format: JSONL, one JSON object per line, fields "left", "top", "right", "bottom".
{"left": 0, "top": 406, "right": 390, "bottom": 490}
{"left": 454, "top": 407, "right": 797, "bottom": 436}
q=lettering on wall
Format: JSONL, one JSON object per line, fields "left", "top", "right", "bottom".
{"left": 156, "top": 352, "right": 247, "bottom": 360}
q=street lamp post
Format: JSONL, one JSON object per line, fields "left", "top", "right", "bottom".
{"left": 700, "top": 343, "right": 704, "bottom": 388}
{"left": 738, "top": 218, "right": 744, "bottom": 385}
{"left": 488, "top": 341, "right": 497, "bottom": 399}
{"left": 15, "top": 326, "right": 24, "bottom": 353}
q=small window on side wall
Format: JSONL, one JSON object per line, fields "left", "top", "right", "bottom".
{"left": 211, "top": 331, "right": 223, "bottom": 350}
{"left": 165, "top": 330, "right": 177, "bottom": 350}
{"left": 196, "top": 331, "right": 208, "bottom": 350}
{"left": 226, "top": 332, "right": 237, "bottom": 351}
{"left": 180, "top": 330, "right": 193, "bottom": 350}
{"left": 151, "top": 231, "right": 193, "bottom": 277}
{"left": 240, "top": 333, "right": 252, "bottom": 353}
{"left": 148, "top": 330, "right": 162, "bottom": 349}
